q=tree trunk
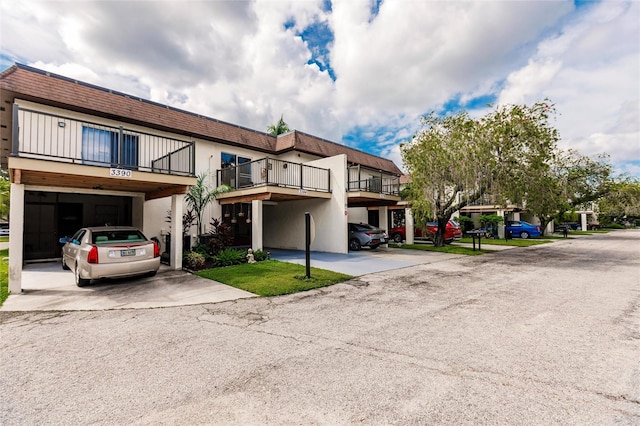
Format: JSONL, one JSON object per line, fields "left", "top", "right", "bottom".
{"left": 433, "top": 217, "right": 449, "bottom": 247}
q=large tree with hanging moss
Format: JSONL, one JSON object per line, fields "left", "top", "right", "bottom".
{"left": 401, "top": 101, "right": 560, "bottom": 246}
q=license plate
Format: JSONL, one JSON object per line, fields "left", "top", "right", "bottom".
{"left": 121, "top": 249, "right": 136, "bottom": 257}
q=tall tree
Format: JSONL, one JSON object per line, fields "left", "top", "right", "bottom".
{"left": 597, "top": 178, "right": 640, "bottom": 221}
{"left": 401, "top": 101, "right": 560, "bottom": 246}
{"left": 522, "top": 149, "right": 612, "bottom": 234}
{"left": 185, "top": 172, "right": 230, "bottom": 235}
{"left": 267, "top": 115, "right": 290, "bottom": 136}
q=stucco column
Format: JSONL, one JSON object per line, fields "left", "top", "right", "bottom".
{"left": 497, "top": 210, "right": 505, "bottom": 239}
{"left": 378, "top": 206, "right": 388, "bottom": 245}
{"left": 8, "top": 183, "right": 25, "bottom": 294}
{"left": 170, "top": 194, "right": 184, "bottom": 270}
{"left": 251, "top": 199, "right": 263, "bottom": 251}
{"left": 405, "top": 207, "right": 414, "bottom": 244}
{"left": 512, "top": 211, "right": 521, "bottom": 221}
{"left": 580, "top": 213, "right": 587, "bottom": 231}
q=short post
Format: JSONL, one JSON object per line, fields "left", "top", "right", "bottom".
{"left": 305, "top": 212, "right": 311, "bottom": 278}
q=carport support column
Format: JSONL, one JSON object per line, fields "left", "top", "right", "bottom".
{"left": 497, "top": 210, "right": 505, "bottom": 239}
{"left": 405, "top": 207, "right": 414, "bottom": 244}
{"left": 8, "top": 183, "right": 24, "bottom": 294}
{"left": 580, "top": 213, "right": 587, "bottom": 231}
{"left": 378, "top": 206, "right": 388, "bottom": 245}
{"left": 251, "top": 199, "right": 263, "bottom": 251}
{"left": 170, "top": 194, "right": 184, "bottom": 270}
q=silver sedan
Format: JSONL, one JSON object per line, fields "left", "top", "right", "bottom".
{"left": 60, "top": 226, "right": 160, "bottom": 287}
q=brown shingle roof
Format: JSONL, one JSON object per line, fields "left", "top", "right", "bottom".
{"left": 0, "top": 64, "right": 402, "bottom": 175}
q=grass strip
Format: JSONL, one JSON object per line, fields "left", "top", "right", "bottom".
{"left": 0, "top": 249, "right": 8, "bottom": 306}
{"left": 389, "top": 243, "right": 489, "bottom": 255}
{"left": 196, "top": 260, "right": 353, "bottom": 297}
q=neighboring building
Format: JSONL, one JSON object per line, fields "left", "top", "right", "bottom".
{"left": 1, "top": 64, "right": 402, "bottom": 293}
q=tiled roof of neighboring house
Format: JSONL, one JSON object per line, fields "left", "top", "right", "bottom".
{"left": 0, "top": 64, "right": 402, "bottom": 175}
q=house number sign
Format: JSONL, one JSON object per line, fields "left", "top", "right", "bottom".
{"left": 110, "top": 168, "right": 132, "bottom": 178}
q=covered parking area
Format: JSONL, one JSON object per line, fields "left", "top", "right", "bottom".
{"left": 8, "top": 157, "right": 196, "bottom": 295}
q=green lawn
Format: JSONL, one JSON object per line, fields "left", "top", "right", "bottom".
{"left": 0, "top": 237, "right": 8, "bottom": 243}
{"left": 458, "top": 237, "right": 550, "bottom": 247}
{"left": 389, "top": 242, "right": 490, "bottom": 255}
{"left": 196, "top": 260, "right": 353, "bottom": 297}
{"left": 0, "top": 249, "right": 8, "bottom": 306}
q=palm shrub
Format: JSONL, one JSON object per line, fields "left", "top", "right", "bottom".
{"left": 185, "top": 172, "right": 231, "bottom": 235}
{"left": 215, "top": 248, "right": 246, "bottom": 267}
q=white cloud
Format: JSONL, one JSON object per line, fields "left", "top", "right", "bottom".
{"left": 497, "top": 1, "right": 640, "bottom": 175}
{"left": 1, "top": 0, "right": 638, "bottom": 177}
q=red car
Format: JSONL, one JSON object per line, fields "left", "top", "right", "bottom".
{"left": 389, "top": 220, "right": 462, "bottom": 244}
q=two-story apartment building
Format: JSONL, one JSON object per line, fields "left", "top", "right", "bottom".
{"left": 1, "top": 64, "right": 402, "bottom": 294}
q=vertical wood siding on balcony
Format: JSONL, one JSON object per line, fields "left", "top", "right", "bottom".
{"left": 14, "top": 106, "right": 195, "bottom": 176}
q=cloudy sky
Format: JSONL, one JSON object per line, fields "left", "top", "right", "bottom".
{"left": 1, "top": 0, "right": 638, "bottom": 177}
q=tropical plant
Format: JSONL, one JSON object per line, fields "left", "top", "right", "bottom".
{"left": 252, "top": 249, "right": 270, "bottom": 262}
{"left": 185, "top": 172, "right": 230, "bottom": 235}
{"left": 207, "top": 217, "right": 233, "bottom": 255}
{"left": 267, "top": 114, "right": 290, "bottom": 136}
{"left": 165, "top": 209, "right": 197, "bottom": 236}
{"left": 215, "top": 248, "right": 246, "bottom": 267}
{"left": 183, "top": 251, "right": 206, "bottom": 270}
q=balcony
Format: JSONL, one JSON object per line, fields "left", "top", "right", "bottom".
{"left": 215, "top": 157, "right": 332, "bottom": 204}
{"left": 9, "top": 105, "right": 196, "bottom": 199}
{"left": 347, "top": 165, "right": 401, "bottom": 207}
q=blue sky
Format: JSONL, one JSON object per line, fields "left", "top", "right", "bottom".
{"left": 1, "top": 0, "right": 638, "bottom": 177}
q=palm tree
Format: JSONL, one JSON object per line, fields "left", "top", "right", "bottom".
{"left": 267, "top": 115, "right": 290, "bottom": 136}
{"left": 185, "top": 172, "right": 230, "bottom": 235}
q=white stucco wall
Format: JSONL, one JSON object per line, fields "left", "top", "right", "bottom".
{"left": 347, "top": 207, "right": 369, "bottom": 224}
{"left": 262, "top": 154, "right": 348, "bottom": 253}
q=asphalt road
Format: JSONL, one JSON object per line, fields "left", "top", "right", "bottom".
{"left": 1, "top": 230, "right": 639, "bottom": 425}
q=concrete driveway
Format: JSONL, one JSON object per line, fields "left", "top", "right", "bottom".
{"left": 1, "top": 262, "right": 256, "bottom": 311}
{"left": 269, "top": 246, "right": 463, "bottom": 276}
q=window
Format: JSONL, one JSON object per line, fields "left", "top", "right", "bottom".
{"left": 82, "top": 126, "right": 139, "bottom": 169}
{"left": 220, "top": 153, "right": 251, "bottom": 187}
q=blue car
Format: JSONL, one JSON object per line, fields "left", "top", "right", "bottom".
{"left": 505, "top": 220, "right": 541, "bottom": 239}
